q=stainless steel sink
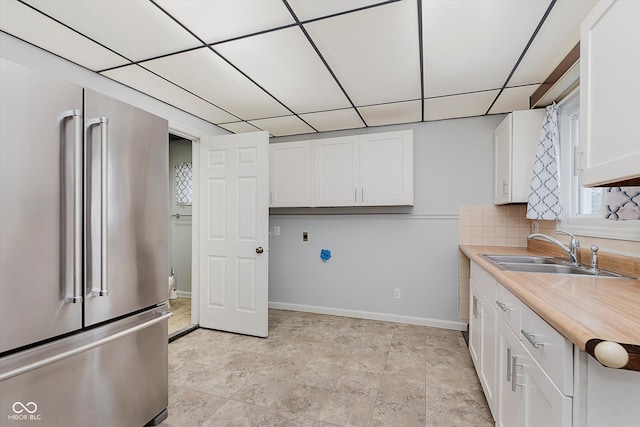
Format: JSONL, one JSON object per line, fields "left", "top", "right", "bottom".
{"left": 481, "top": 254, "right": 626, "bottom": 278}
{"left": 497, "top": 262, "right": 624, "bottom": 277}
{"left": 483, "top": 255, "right": 561, "bottom": 264}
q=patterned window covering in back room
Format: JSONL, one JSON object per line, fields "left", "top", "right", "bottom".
{"left": 175, "top": 162, "right": 192, "bottom": 206}
{"left": 605, "top": 187, "right": 640, "bottom": 220}
{"left": 527, "top": 103, "right": 563, "bottom": 220}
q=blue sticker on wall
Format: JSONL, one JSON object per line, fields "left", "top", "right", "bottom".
{"left": 320, "top": 249, "right": 332, "bottom": 262}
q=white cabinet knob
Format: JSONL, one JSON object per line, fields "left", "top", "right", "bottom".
{"left": 594, "top": 341, "right": 629, "bottom": 368}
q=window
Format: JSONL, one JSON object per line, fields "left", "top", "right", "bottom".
{"left": 557, "top": 89, "right": 639, "bottom": 241}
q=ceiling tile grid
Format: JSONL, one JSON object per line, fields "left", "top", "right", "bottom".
{"left": 0, "top": 0, "right": 597, "bottom": 137}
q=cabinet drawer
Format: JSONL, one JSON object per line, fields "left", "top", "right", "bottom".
{"left": 496, "top": 283, "right": 523, "bottom": 335}
{"left": 520, "top": 303, "right": 573, "bottom": 396}
{"left": 471, "top": 261, "right": 496, "bottom": 304}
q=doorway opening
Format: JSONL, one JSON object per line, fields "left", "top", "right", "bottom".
{"left": 168, "top": 133, "right": 194, "bottom": 336}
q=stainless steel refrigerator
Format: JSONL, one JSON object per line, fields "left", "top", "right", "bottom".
{"left": 0, "top": 58, "right": 170, "bottom": 426}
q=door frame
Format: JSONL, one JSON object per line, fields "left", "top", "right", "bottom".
{"left": 168, "top": 123, "right": 206, "bottom": 327}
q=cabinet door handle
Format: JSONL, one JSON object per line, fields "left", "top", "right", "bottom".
{"left": 354, "top": 188, "right": 357, "bottom": 202}
{"left": 506, "top": 346, "right": 512, "bottom": 381}
{"left": 502, "top": 181, "right": 508, "bottom": 196}
{"left": 496, "top": 300, "right": 510, "bottom": 312}
{"left": 521, "top": 329, "right": 544, "bottom": 349}
{"left": 511, "top": 354, "right": 519, "bottom": 392}
{"left": 472, "top": 296, "right": 476, "bottom": 318}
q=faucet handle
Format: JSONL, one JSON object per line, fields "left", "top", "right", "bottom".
{"left": 557, "top": 230, "right": 580, "bottom": 248}
{"left": 590, "top": 245, "right": 599, "bottom": 271}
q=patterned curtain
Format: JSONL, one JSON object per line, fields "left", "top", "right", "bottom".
{"left": 605, "top": 187, "right": 640, "bottom": 220}
{"left": 526, "top": 104, "right": 563, "bottom": 220}
{"left": 175, "top": 162, "right": 193, "bottom": 206}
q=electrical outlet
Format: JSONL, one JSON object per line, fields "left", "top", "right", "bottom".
{"left": 531, "top": 220, "right": 539, "bottom": 234}
{"left": 303, "top": 231, "right": 308, "bottom": 242}
{"left": 394, "top": 288, "right": 401, "bottom": 299}
{"left": 274, "top": 226, "right": 280, "bottom": 236}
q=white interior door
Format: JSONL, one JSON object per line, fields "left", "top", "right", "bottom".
{"left": 198, "top": 131, "right": 269, "bottom": 337}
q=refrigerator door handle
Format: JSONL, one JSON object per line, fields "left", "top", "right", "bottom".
{"left": 0, "top": 311, "right": 172, "bottom": 382}
{"left": 88, "top": 117, "right": 109, "bottom": 297}
{"left": 62, "top": 109, "right": 83, "bottom": 304}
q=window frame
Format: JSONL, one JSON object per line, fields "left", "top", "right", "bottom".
{"left": 557, "top": 88, "right": 640, "bottom": 241}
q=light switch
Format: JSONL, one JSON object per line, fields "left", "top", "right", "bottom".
{"left": 303, "top": 231, "right": 308, "bottom": 242}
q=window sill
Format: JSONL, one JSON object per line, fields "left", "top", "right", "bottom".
{"left": 559, "top": 217, "right": 640, "bottom": 242}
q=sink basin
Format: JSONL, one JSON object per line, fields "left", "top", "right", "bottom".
{"left": 483, "top": 255, "right": 561, "bottom": 264}
{"left": 497, "top": 262, "right": 624, "bottom": 277}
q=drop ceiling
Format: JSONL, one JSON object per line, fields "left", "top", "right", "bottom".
{"left": 0, "top": 0, "right": 597, "bottom": 137}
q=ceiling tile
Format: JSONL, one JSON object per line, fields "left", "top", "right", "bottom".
{"left": 358, "top": 100, "right": 421, "bottom": 127}
{"left": 101, "top": 65, "right": 238, "bottom": 124}
{"left": 509, "top": 0, "right": 598, "bottom": 86}
{"left": 488, "top": 84, "right": 540, "bottom": 115}
{"left": 217, "top": 121, "right": 263, "bottom": 134}
{"left": 304, "top": 0, "right": 421, "bottom": 106}
{"left": 143, "top": 48, "right": 289, "bottom": 120}
{"left": 422, "top": 0, "right": 550, "bottom": 97}
{"left": 0, "top": 0, "right": 128, "bottom": 71}
{"left": 288, "top": 0, "right": 390, "bottom": 21}
{"left": 248, "top": 115, "right": 316, "bottom": 137}
{"left": 299, "top": 109, "right": 365, "bottom": 132}
{"left": 215, "top": 27, "right": 350, "bottom": 114}
{"left": 22, "top": 0, "right": 200, "bottom": 62}
{"left": 155, "top": 0, "right": 293, "bottom": 44}
{"left": 424, "top": 90, "right": 500, "bottom": 121}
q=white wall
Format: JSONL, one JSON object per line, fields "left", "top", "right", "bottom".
{"left": 269, "top": 116, "right": 504, "bottom": 327}
{"left": 0, "top": 33, "right": 227, "bottom": 138}
{"left": 169, "top": 139, "right": 193, "bottom": 296}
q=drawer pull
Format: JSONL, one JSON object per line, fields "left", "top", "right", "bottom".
{"left": 521, "top": 329, "right": 544, "bottom": 349}
{"left": 496, "top": 300, "right": 510, "bottom": 312}
{"left": 511, "top": 354, "right": 520, "bottom": 392}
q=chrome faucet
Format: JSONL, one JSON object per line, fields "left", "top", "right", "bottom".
{"left": 527, "top": 230, "right": 580, "bottom": 266}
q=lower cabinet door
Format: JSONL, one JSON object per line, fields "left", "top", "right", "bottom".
{"left": 496, "top": 316, "right": 521, "bottom": 427}
{"left": 519, "top": 349, "right": 572, "bottom": 427}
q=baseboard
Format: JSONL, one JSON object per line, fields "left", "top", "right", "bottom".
{"left": 268, "top": 301, "right": 467, "bottom": 331}
{"left": 176, "top": 291, "right": 191, "bottom": 299}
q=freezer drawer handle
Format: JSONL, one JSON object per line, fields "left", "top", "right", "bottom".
{"left": 88, "top": 117, "right": 109, "bottom": 297}
{"left": 0, "top": 312, "right": 172, "bottom": 382}
{"left": 62, "top": 109, "right": 83, "bottom": 303}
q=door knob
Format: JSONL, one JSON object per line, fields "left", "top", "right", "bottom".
{"left": 255, "top": 246, "right": 264, "bottom": 254}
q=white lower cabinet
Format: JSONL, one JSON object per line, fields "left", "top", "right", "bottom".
{"left": 470, "top": 261, "right": 572, "bottom": 426}
{"left": 469, "top": 281, "right": 497, "bottom": 414}
{"left": 496, "top": 316, "right": 572, "bottom": 427}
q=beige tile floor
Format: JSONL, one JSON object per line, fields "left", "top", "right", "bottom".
{"left": 159, "top": 309, "right": 493, "bottom": 427}
{"left": 169, "top": 297, "right": 193, "bottom": 335}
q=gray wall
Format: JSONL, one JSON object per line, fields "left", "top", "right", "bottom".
{"left": 269, "top": 116, "right": 503, "bottom": 323}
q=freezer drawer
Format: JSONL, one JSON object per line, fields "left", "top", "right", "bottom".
{"left": 0, "top": 307, "right": 170, "bottom": 427}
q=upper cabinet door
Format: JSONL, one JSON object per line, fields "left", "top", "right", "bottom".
{"left": 494, "top": 114, "right": 513, "bottom": 205}
{"left": 269, "top": 141, "right": 313, "bottom": 207}
{"left": 359, "top": 130, "right": 413, "bottom": 206}
{"left": 313, "top": 136, "right": 359, "bottom": 206}
{"left": 580, "top": 0, "right": 640, "bottom": 186}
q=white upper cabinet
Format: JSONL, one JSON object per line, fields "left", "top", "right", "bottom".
{"left": 313, "top": 136, "right": 359, "bottom": 206}
{"left": 579, "top": 0, "right": 640, "bottom": 187}
{"left": 359, "top": 131, "right": 414, "bottom": 206}
{"left": 314, "top": 130, "right": 413, "bottom": 207}
{"left": 269, "top": 141, "right": 313, "bottom": 207}
{"left": 494, "top": 109, "right": 546, "bottom": 205}
{"left": 269, "top": 130, "right": 413, "bottom": 207}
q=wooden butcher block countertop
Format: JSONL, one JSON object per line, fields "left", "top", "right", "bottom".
{"left": 460, "top": 245, "right": 640, "bottom": 370}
